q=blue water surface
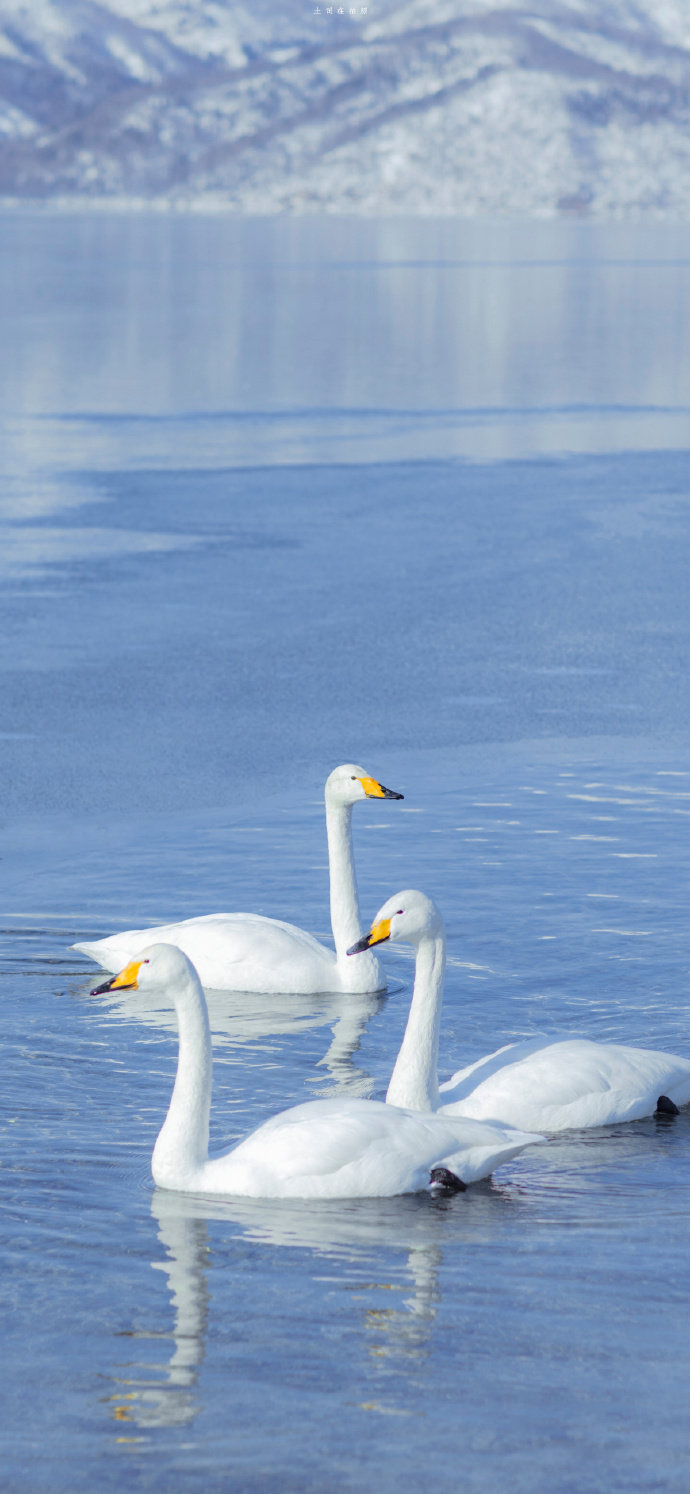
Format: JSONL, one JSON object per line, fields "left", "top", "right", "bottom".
{"left": 2, "top": 215, "right": 690, "bottom": 1493}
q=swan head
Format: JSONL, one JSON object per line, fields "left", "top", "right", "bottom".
{"left": 91, "top": 942, "right": 200, "bottom": 996}
{"left": 325, "top": 763, "right": 403, "bottom": 807}
{"left": 347, "top": 889, "right": 443, "bottom": 955}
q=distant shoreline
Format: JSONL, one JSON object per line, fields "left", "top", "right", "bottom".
{"left": 0, "top": 197, "right": 682, "bottom": 222}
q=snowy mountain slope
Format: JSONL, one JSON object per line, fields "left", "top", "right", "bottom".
{"left": 0, "top": 1, "right": 689, "bottom": 213}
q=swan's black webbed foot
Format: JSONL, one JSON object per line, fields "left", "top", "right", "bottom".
{"left": 429, "top": 1166, "right": 467, "bottom": 1195}
{"left": 655, "top": 1094, "right": 680, "bottom": 1117}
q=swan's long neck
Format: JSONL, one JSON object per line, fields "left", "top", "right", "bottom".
{"left": 326, "top": 799, "right": 360, "bottom": 956}
{"left": 152, "top": 972, "right": 212, "bottom": 1189}
{"left": 326, "top": 799, "right": 381, "bottom": 989}
{"left": 386, "top": 932, "right": 445, "bottom": 1112}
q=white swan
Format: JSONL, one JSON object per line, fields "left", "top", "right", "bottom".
{"left": 74, "top": 764, "right": 403, "bottom": 994}
{"left": 348, "top": 889, "right": 690, "bottom": 1131}
{"left": 92, "top": 945, "right": 543, "bottom": 1199}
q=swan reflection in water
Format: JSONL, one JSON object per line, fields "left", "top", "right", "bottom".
{"left": 108, "top": 1203, "right": 210, "bottom": 1432}
{"left": 106, "top": 1179, "right": 524, "bottom": 1433}
{"left": 104, "top": 1112, "right": 686, "bottom": 1432}
{"left": 90, "top": 981, "right": 386, "bottom": 1098}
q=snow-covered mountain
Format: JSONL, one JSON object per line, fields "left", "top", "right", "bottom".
{"left": 1, "top": 0, "right": 689, "bottom": 214}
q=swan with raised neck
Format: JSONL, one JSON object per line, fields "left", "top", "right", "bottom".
{"left": 349, "top": 889, "right": 690, "bottom": 1132}
{"left": 348, "top": 890, "right": 444, "bottom": 1111}
{"left": 92, "top": 944, "right": 542, "bottom": 1198}
{"left": 73, "top": 763, "right": 403, "bottom": 995}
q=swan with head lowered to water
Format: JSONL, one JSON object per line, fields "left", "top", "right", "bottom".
{"left": 92, "top": 944, "right": 542, "bottom": 1198}
{"left": 348, "top": 889, "right": 690, "bottom": 1130}
{"left": 74, "top": 765, "right": 402, "bottom": 994}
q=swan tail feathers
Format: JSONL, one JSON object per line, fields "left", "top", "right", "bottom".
{"left": 72, "top": 939, "right": 121, "bottom": 970}
{"left": 72, "top": 935, "right": 148, "bottom": 973}
{"left": 438, "top": 1128, "right": 544, "bottom": 1186}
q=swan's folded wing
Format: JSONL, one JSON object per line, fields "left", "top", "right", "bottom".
{"left": 440, "top": 1037, "right": 690, "bottom": 1131}
{"left": 214, "top": 1098, "right": 543, "bottom": 1199}
{"left": 74, "top": 911, "right": 338, "bottom": 990}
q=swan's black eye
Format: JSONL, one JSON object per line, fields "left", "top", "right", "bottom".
{"left": 395, "top": 909, "right": 403, "bottom": 916}
{"left": 143, "top": 959, "right": 150, "bottom": 965}
{"left": 351, "top": 776, "right": 357, "bottom": 780}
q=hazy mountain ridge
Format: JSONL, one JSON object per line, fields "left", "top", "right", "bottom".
{"left": 0, "top": 0, "right": 689, "bottom": 214}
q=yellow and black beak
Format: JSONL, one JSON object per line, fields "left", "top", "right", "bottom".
{"left": 347, "top": 917, "right": 392, "bottom": 957}
{"left": 358, "top": 776, "right": 404, "bottom": 801}
{"left": 91, "top": 959, "right": 143, "bottom": 996}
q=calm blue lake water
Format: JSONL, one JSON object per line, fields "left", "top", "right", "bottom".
{"left": 3, "top": 214, "right": 690, "bottom": 1492}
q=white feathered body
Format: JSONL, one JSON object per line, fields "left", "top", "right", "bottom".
{"left": 75, "top": 912, "right": 368, "bottom": 994}
{"left": 439, "top": 1037, "right": 690, "bottom": 1132}
{"left": 154, "top": 1094, "right": 542, "bottom": 1199}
